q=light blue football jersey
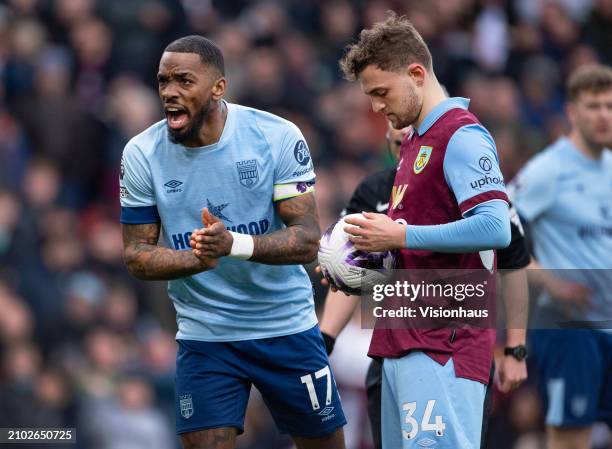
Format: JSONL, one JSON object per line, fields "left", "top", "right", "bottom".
{"left": 510, "top": 137, "right": 612, "bottom": 323}
{"left": 119, "top": 102, "right": 318, "bottom": 341}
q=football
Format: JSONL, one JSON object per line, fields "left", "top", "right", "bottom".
{"left": 318, "top": 214, "right": 396, "bottom": 295}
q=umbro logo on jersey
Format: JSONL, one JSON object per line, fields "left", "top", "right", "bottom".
{"left": 164, "top": 180, "right": 183, "bottom": 193}
{"left": 376, "top": 201, "right": 389, "bottom": 212}
{"left": 164, "top": 179, "right": 182, "bottom": 188}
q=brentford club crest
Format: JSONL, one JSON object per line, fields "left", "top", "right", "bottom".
{"left": 179, "top": 394, "right": 193, "bottom": 419}
{"left": 236, "top": 159, "right": 259, "bottom": 188}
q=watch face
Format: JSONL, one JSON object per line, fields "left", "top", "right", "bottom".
{"left": 514, "top": 346, "right": 527, "bottom": 360}
{"left": 506, "top": 346, "right": 528, "bottom": 360}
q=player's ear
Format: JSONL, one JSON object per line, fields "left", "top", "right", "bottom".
{"left": 211, "top": 77, "right": 226, "bottom": 101}
{"left": 406, "top": 63, "right": 426, "bottom": 88}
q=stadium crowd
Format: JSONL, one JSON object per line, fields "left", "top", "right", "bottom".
{"left": 0, "top": 0, "right": 610, "bottom": 448}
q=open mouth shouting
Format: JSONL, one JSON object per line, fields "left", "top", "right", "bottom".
{"left": 165, "top": 105, "right": 189, "bottom": 131}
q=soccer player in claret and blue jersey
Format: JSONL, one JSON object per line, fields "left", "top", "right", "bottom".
{"left": 338, "top": 13, "right": 512, "bottom": 449}
{"left": 319, "top": 122, "right": 529, "bottom": 449}
{"left": 119, "top": 35, "right": 346, "bottom": 449}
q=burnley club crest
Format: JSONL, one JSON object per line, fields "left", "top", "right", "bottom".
{"left": 413, "top": 146, "right": 433, "bottom": 174}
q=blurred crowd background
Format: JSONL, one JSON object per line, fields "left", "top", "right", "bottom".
{"left": 0, "top": 0, "right": 611, "bottom": 448}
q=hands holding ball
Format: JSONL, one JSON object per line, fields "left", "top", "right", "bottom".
{"left": 317, "top": 213, "right": 399, "bottom": 295}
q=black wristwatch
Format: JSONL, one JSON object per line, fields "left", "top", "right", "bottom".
{"left": 504, "top": 345, "right": 528, "bottom": 361}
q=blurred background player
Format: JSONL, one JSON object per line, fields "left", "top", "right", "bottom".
{"left": 319, "top": 121, "right": 530, "bottom": 449}
{"left": 511, "top": 64, "right": 612, "bottom": 449}
{"left": 338, "top": 12, "right": 511, "bottom": 449}
{"left": 119, "top": 36, "right": 346, "bottom": 449}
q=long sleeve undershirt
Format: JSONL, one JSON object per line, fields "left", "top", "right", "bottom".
{"left": 405, "top": 200, "right": 511, "bottom": 252}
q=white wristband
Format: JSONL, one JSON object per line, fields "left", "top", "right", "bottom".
{"left": 228, "top": 232, "right": 254, "bottom": 260}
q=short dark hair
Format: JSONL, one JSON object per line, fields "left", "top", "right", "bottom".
{"left": 165, "top": 35, "right": 225, "bottom": 76}
{"left": 567, "top": 64, "right": 612, "bottom": 102}
{"left": 339, "top": 11, "right": 432, "bottom": 81}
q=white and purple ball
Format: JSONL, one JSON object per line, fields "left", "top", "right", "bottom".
{"left": 318, "top": 214, "right": 395, "bottom": 295}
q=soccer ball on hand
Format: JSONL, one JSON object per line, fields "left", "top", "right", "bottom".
{"left": 318, "top": 214, "right": 395, "bottom": 295}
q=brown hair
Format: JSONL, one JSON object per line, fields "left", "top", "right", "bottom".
{"left": 567, "top": 64, "right": 612, "bottom": 102}
{"left": 339, "top": 11, "right": 432, "bottom": 81}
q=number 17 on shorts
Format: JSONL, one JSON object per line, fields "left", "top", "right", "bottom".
{"left": 301, "top": 365, "right": 333, "bottom": 411}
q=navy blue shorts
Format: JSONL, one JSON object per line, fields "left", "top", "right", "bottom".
{"left": 531, "top": 329, "right": 612, "bottom": 427}
{"left": 175, "top": 325, "right": 346, "bottom": 437}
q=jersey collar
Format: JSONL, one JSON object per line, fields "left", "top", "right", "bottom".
{"left": 416, "top": 97, "right": 470, "bottom": 136}
{"left": 179, "top": 100, "right": 236, "bottom": 153}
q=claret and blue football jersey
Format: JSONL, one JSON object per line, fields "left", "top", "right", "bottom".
{"left": 369, "top": 97, "right": 510, "bottom": 385}
{"left": 119, "top": 101, "right": 318, "bottom": 341}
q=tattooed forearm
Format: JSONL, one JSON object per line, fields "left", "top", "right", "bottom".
{"left": 251, "top": 220, "right": 319, "bottom": 264}
{"left": 251, "top": 193, "right": 320, "bottom": 265}
{"left": 122, "top": 223, "right": 216, "bottom": 280}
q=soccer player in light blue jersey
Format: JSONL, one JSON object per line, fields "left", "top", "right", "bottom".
{"left": 511, "top": 64, "right": 612, "bottom": 449}
{"left": 120, "top": 35, "right": 346, "bottom": 449}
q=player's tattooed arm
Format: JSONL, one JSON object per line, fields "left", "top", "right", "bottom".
{"left": 122, "top": 222, "right": 217, "bottom": 280}
{"left": 251, "top": 192, "right": 320, "bottom": 264}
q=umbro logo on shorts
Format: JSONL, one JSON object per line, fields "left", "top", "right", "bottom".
{"left": 318, "top": 406, "right": 334, "bottom": 416}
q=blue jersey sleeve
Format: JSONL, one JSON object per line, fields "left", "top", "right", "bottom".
{"left": 119, "top": 141, "right": 160, "bottom": 224}
{"left": 443, "top": 124, "right": 509, "bottom": 215}
{"left": 265, "top": 120, "right": 316, "bottom": 185}
{"left": 405, "top": 201, "right": 511, "bottom": 252}
{"left": 509, "top": 153, "right": 557, "bottom": 222}
{"left": 254, "top": 113, "right": 316, "bottom": 201}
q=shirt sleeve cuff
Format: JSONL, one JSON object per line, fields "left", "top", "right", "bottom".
{"left": 120, "top": 206, "right": 160, "bottom": 224}
{"left": 459, "top": 191, "right": 509, "bottom": 216}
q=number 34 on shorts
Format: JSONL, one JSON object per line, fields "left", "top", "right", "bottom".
{"left": 381, "top": 353, "right": 486, "bottom": 449}
{"left": 402, "top": 400, "right": 446, "bottom": 440}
